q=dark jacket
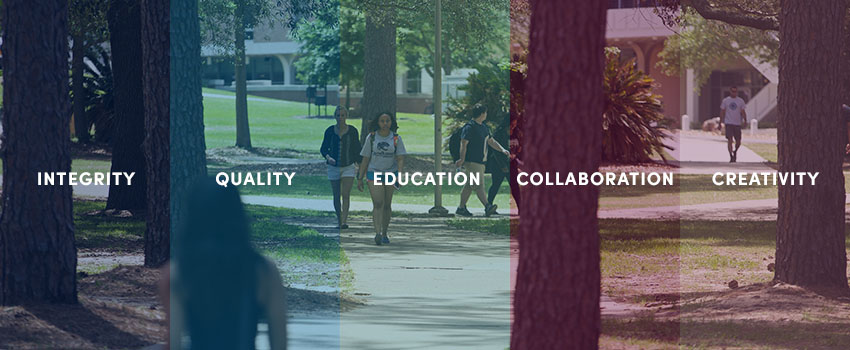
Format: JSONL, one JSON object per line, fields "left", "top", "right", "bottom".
{"left": 320, "top": 125, "right": 362, "bottom": 167}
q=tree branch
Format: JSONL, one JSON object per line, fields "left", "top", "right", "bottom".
{"left": 683, "top": 0, "right": 779, "bottom": 31}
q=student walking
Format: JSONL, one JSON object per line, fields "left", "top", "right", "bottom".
{"left": 719, "top": 86, "right": 748, "bottom": 162}
{"left": 320, "top": 106, "right": 361, "bottom": 229}
{"left": 455, "top": 103, "right": 510, "bottom": 217}
{"left": 484, "top": 125, "right": 512, "bottom": 216}
{"left": 357, "top": 112, "right": 407, "bottom": 246}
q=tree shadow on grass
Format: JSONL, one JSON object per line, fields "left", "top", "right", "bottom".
{"left": 22, "top": 299, "right": 151, "bottom": 349}
{"left": 605, "top": 283, "right": 850, "bottom": 350}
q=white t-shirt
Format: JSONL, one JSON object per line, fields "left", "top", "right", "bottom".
{"left": 360, "top": 132, "right": 407, "bottom": 172}
{"left": 720, "top": 96, "right": 746, "bottom": 125}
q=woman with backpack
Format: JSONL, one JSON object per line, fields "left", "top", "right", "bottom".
{"left": 357, "top": 112, "right": 407, "bottom": 245}
{"left": 320, "top": 106, "right": 361, "bottom": 229}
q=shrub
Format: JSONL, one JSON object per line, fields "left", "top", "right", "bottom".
{"left": 444, "top": 62, "right": 511, "bottom": 149}
{"left": 602, "top": 48, "right": 671, "bottom": 163}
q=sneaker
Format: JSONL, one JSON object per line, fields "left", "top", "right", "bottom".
{"left": 485, "top": 204, "right": 499, "bottom": 217}
{"left": 374, "top": 233, "right": 382, "bottom": 246}
{"left": 455, "top": 207, "right": 473, "bottom": 217}
{"left": 381, "top": 234, "right": 390, "bottom": 244}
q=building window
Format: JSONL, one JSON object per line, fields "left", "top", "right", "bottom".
{"left": 609, "top": 0, "right": 656, "bottom": 9}
{"left": 406, "top": 70, "right": 421, "bottom": 94}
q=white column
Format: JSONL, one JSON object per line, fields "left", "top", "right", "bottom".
{"left": 685, "top": 68, "right": 699, "bottom": 123}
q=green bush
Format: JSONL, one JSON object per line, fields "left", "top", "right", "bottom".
{"left": 603, "top": 48, "right": 671, "bottom": 163}
{"left": 444, "top": 61, "right": 511, "bottom": 148}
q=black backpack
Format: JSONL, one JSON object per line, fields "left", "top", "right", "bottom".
{"left": 449, "top": 123, "right": 471, "bottom": 162}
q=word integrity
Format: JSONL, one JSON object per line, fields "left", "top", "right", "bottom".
{"left": 38, "top": 172, "right": 136, "bottom": 186}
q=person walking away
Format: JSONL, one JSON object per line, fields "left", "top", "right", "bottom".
{"left": 719, "top": 86, "right": 747, "bottom": 162}
{"left": 320, "top": 106, "right": 361, "bottom": 229}
{"left": 170, "top": 179, "right": 288, "bottom": 350}
{"left": 455, "top": 103, "right": 510, "bottom": 217}
{"left": 357, "top": 112, "right": 407, "bottom": 245}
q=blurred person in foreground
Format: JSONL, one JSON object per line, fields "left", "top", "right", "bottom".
{"left": 169, "top": 179, "right": 287, "bottom": 349}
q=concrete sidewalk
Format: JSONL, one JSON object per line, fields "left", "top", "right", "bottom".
{"left": 242, "top": 195, "right": 512, "bottom": 216}
{"left": 258, "top": 201, "right": 511, "bottom": 349}
{"left": 599, "top": 194, "right": 850, "bottom": 221}
{"left": 663, "top": 133, "right": 775, "bottom": 175}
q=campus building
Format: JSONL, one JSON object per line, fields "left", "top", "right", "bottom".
{"left": 606, "top": 1, "right": 777, "bottom": 127}
{"left": 201, "top": 23, "right": 473, "bottom": 114}
{"left": 200, "top": 24, "right": 339, "bottom": 105}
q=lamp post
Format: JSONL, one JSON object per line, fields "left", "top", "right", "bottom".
{"left": 429, "top": 0, "right": 449, "bottom": 215}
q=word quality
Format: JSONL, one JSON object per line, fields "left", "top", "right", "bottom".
{"left": 38, "top": 172, "right": 136, "bottom": 186}
{"left": 215, "top": 172, "right": 296, "bottom": 187}
{"left": 712, "top": 172, "right": 820, "bottom": 186}
{"left": 516, "top": 172, "right": 674, "bottom": 186}
{"left": 372, "top": 172, "right": 480, "bottom": 186}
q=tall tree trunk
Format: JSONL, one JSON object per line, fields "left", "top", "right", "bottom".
{"left": 72, "top": 33, "right": 90, "bottom": 143}
{"left": 171, "top": 0, "right": 208, "bottom": 237}
{"left": 106, "top": 0, "right": 147, "bottom": 211}
{"left": 842, "top": 8, "right": 850, "bottom": 102}
{"left": 511, "top": 0, "right": 606, "bottom": 348}
{"left": 234, "top": 1, "right": 251, "bottom": 149}
{"left": 141, "top": 0, "right": 170, "bottom": 267}
{"left": 360, "top": 10, "right": 396, "bottom": 141}
{"left": 0, "top": 0, "right": 77, "bottom": 305}
{"left": 775, "top": 0, "right": 848, "bottom": 289}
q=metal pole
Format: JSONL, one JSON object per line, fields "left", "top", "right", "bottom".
{"left": 429, "top": 0, "right": 448, "bottom": 215}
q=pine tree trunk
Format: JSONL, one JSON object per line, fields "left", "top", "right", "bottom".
{"left": 72, "top": 33, "right": 90, "bottom": 143}
{"left": 170, "top": 0, "right": 208, "bottom": 237}
{"left": 842, "top": 9, "right": 850, "bottom": 101}
{"left": 0, "top": 0, "right": 78, "bottom": 305}
{"left": 360, "top": 11, "right": 396, "bottom": 141}
{"left": 234, "top": 1, "right": 251, "bottom": 149}
{"left": 775, "top": 0, "right": 848, "bottom": 289}
{"left": 511, "top": 0, "right": 606, "bottom": 348}
{"left": 106, "top": 0, "right": 147, "bottom": 211}
{"left": 141, "top": 0, "right": 170, "bottom": 267}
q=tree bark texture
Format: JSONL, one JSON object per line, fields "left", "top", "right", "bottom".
{"left": 170, "top": 0, "right": 208, "bottom": 239}
{"left": 106, "top": 0, "right": 147, "bottom": 211}
{"left": 141, "top": 0, "right": 170, "bottom": 267}
{"left": 72, "top": 33, "right": 90, "bottom": 143}
{"left": 0, "top": 0, "right": 78, "bottom": 305}
{"left": 360, "top": 11, "right": 396, "bottom": 140}
{"left": 234, "top": 1, "right": 251, "bottom": 149}
{"left": 511, "top": 0, "right": 607, "bottom": 349}
{"left": 776, "top": 0, "right": 848, "bottom": 289}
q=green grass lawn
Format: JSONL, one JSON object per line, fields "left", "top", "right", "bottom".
{"left": 598, "top": 218, "right": 850, "bottom": 350}
{"left": 599, "top": 172, "right": 850, "bottom": 210}
{"left": 744, "top": 142, "right": 778, "bottom": 163}
{"left": 235, "top": 174, "right": 513, "bottom": 210}
{"left": 0, "top": 158, "right": 112, "bottom": 176}
{"left": 203, "top": 88, "right": 444, "bottom": 154}
{"left": 75, "top": 200, "right": 345, "bottom": 289}
{"left": 446, "top": 217, "right": 510, "bottom": 236}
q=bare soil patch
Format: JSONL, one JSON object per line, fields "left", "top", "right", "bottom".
{"left": 0, "top": 266, "right": 165, "bottom": 350}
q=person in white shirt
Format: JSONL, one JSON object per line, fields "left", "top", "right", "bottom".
{"left": 719, "top": 86, "right": 748, "bottom": 162}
